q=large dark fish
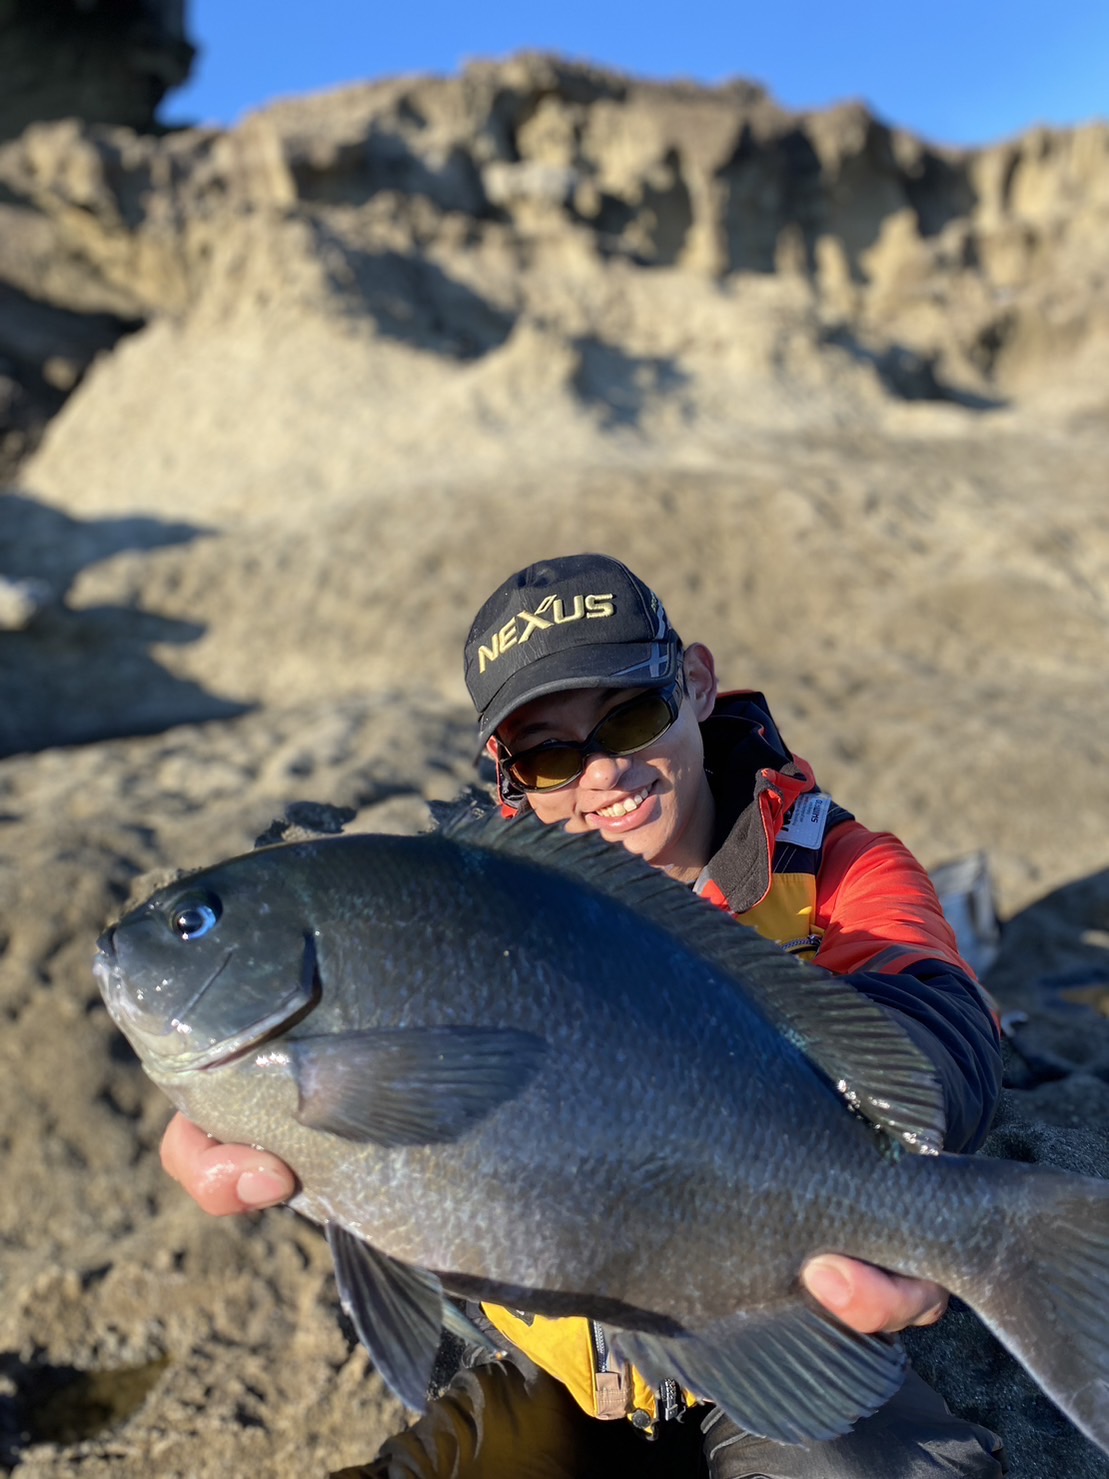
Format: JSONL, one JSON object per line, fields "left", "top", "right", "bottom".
{"left": 94, "top": 812, "right": 1109, "bottom": 1451}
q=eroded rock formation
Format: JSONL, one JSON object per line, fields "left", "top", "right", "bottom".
{"left": 1, "top": 52, "right": 1107, "bottom": 487}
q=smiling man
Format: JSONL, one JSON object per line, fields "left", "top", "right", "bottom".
{"left": 162, "top": 553, "right": 1005, "bottom": 1478}
{"left": 488, "top": 667, "right": 717, "bottom": 883}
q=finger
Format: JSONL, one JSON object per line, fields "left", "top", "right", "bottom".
{"left": 160, "top": 1111, "right": 214, "bottom": 1181}
{"left": 160, "top": 1112, "right": 296, "bottom": 1216}
{"left": 802, "top": 1255, "right": 949, "bottom": 1334}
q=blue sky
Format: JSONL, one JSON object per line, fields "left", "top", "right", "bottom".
{"left": 165, "top": 1, "right": 1109, "bottom": 148}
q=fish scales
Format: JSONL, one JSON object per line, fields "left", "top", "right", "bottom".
{"left": 95, "top": 812, "right": 1109, "bottom": 1451}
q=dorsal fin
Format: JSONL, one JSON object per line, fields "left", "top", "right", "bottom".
{"left": 437, "top": 809, "right": 946, "bottom": 1154}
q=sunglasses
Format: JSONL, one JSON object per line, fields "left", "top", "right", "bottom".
{"left": 497, "top": 679, "right": 684, "bottom": 794}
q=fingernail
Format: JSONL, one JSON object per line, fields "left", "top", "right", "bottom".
{"left": 236, "top": 1169, "right": 292, "bottom": 1207}
{"left": 804, "top": 1259, "right": 852, "bottom": 1309}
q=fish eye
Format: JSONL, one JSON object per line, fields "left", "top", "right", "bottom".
{"left": 168, "top": 892, "right": 222, "bottom": 941}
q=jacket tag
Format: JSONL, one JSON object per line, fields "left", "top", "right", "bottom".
{"left": 777, "top": 791, "right": 832, "bottom": 849}
{"left": 594, "top": 1369, "right": 629, "bottom": 1419}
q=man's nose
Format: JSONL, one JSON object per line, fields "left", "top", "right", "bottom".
{"left": 580, "top": 750, "right": 632, "bottom": 788}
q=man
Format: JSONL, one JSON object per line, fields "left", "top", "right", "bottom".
{"left": 162, "top": 554, "right": 1006, "bottom": 1476}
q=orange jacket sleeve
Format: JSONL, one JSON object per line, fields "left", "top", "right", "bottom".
{"left": 814, "top": 821, "right": 975, "bottom": 979}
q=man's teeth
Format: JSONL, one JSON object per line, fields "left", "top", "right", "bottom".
{"left": 597, "top": 788, "right": 650, "bottom": 819}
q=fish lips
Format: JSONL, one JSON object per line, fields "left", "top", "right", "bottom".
{"left": 94, "top": 929, "right": 322, "bottom": 1074}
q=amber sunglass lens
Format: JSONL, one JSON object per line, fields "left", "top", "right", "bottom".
{"left": 514, "top": 747, "right": 582, "bottom": 791}
{"left": 595, "top": 694, "right": 671, "bottom": 752}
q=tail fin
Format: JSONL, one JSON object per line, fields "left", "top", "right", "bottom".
{"left": 952, "top": 1163, "right": 1109, "bottom": 1455}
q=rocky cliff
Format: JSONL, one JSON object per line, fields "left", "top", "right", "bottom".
{"left": 2, "top": 53, "right": 1107, "bottom": 485}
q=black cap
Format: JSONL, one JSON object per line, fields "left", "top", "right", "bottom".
{"left": 464, "top": 554, "right": 680, "bottom": 747}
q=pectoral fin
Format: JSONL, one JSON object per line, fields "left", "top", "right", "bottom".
{"left": 326, "top": 1223, "right": 444, "bottom": 1413}
{"left": 291, "top": 1026, "right": 547, "bottom": 1145}
{"left": 614, "top": 1302, "right": 906, "bottom": 1443}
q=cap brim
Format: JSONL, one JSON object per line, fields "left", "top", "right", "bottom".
{"left": 475, "top": 639, "right": 680, "bottom": 749}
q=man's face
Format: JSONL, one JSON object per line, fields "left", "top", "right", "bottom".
{"left": 492, "top": 645, "right": 719, "bottom": 885}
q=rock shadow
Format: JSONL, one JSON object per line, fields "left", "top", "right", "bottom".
{"left": 0, "top": 284, "right": 143, "bottom": 484}
{"left": 985, "top": 866, "right": 1109, "bottom": 1024}
{"left": 717, "top": 125, "right": 826, "bottom": 275}
{"left": 0, "top": 491, "right": 252, "bottom": 756}
{"left": 0, "top": 1348, "right": 171, "bottom": 1467}
{"left": 291, "top": 119, "right": 487, "bottom": 217}
{"left": 821, "top": 330, "right": 1008, "bottom": 409}
{"left": 589, "top": 148, "right": 695, "bottom": 266}
{"left": 571, "top": 338, "right": 690, "bottom": 428}
{"left": 314, "top": 233, "right": 516, "bottom": 360}
{"left": 715, "top": 116, "right": 979, "bottom": 278}
{"left": 1, "top": 490, "right": 200, "bottom": 596}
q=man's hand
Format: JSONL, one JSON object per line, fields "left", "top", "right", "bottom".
{"left": 802, "top": 1254, "right": 948, "bottom": 1333}
{"left": 160, "top": 1113, "right": 296, "bottom": 1215}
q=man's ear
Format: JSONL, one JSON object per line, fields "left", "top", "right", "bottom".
{"left": 484, "top": 738, "right": 499, "bottom": 761}
{"left": 683, "top": 643, "right": 718, "bottom": 721}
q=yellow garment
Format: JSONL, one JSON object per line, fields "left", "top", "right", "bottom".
{"left": 737, "top": 870, "right": 822, "bottom": 961}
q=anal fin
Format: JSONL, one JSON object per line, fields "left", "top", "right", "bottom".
{"left": 326, "top": 1222, "right": 445, "bottom": 1412}
{"left": 614, "top": 1301, "right": 906, "bottom": 1444}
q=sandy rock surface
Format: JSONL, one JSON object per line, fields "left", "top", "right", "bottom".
{"left": 1, "top": 52, "right": 1107, "bottom": 1478}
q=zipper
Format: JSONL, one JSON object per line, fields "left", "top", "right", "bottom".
{"left": 590, "top": 1321, "right": 630, "bottom": 1420}
{"left": 656, "top": 1376, "right": 682, "bottom": 1422}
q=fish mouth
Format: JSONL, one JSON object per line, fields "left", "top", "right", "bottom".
{"left": 94, "top": 933, "right": 322, "bottom": 1074}
{"left": 172, "top": 948, "right": 237, "bottom": 1034}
